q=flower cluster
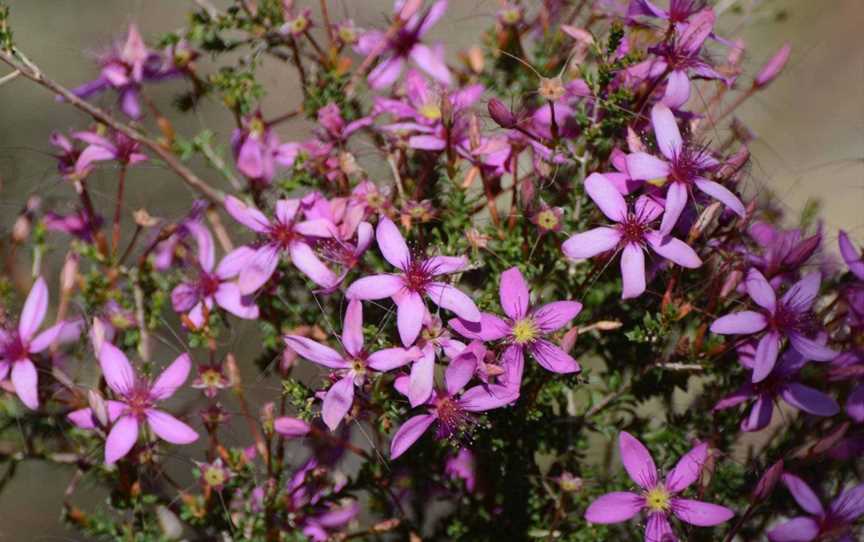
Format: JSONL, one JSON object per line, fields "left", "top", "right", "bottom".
{"left": 0, "top": 1, "right": 860, "bottom": 541}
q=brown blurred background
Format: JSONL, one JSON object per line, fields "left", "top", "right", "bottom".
{"left": 0, "top": 0, "right": 861, "bottom": 539}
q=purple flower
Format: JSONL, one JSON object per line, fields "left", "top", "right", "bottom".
{"left": 50, "top": 131, "right": 90, "bottom": 180}
{"left": 562, "top": 173, "right": 702, "bottom": 299}
{"left": 450, "top": 267, "right": 581, "bottom": 387}
{"left": 755, "top": 43, "right": 791, "bottom": 88}
{"left": 767, "top": 474, "right": 864, "bottom": 542}
{"left": 748, "top": 221, "right": 821, "bottom": 281}
{"left": 355, "top": 0, "right": 452, "bottom": 89}
{"left": 625, "top": 104, "right": 744, "bottom": 235}
{"left": 711, "top": 269, "right": 836, "bottom": 382}
{"left": 714, "top": 349, "right": 839, "bottom": 432}
{"left": 389, "top": 369, "right": 517, "bottom": 459}
{"left": 224, "top": 195, "right": 338, "bottom": 293}
{"left": 285, "top": 299, "right": 419, "bottom": 431}
{"left": 839, "top": 230, "right": 864, "bottom": 280}
{"left": 68, "top": 343, "right": 198, "bottom": 463}
{"left": 585, "top": 432, "right": 734, "bottom": 541}
{"left": 345, "top": 217, "right": 481, "bottom": 346}
{"left": 828, "top": 351, "right": 864, "bottom": 423}
{"left": 445, "top": 447, "right": 477, "bottom": 492}
{"left": 70, "top": 25, "right": 170, "bottom": 119}
{"left": 231, "top": 113, "right": 298, "bottom": 185}
{"left": 73, "top": 129, "right": 148, "bottom": 171}
{"left": 0, "top": 278, "right": 71, "bottom": 409}
{"left": 44, "top": 209, "right": 102, "bottom": 242}
{"left": 170, "top": 223, "right": 259, "bottom": 328}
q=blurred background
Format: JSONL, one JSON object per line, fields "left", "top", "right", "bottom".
{"left": 0, "top": 0, "right": 861, "bottom": 539}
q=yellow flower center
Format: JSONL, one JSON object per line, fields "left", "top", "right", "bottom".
{"left": 203, "top": 467, "right": 225, "bottom": 487}
{"left": 248, "top": 117, "right": 265, "bottom": 137}
{"left": 419, "top": 103, "right": 442, "bottom": 120}
{"left": 645, "top": 486, "right": 671, "bottom": 512}
{"left": 512, "top": 318, "right": 538, "bottom": 344}
{"left": 646, "top": 177, "right": 668, "bottom": 187}
{"left": 201, "top": 370, "right": 222, "bottom": 387}
{"left": 537, "top": 209, "right": 559, "bottom": 230}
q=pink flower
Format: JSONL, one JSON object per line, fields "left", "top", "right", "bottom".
{"left": 450, "top": 266, "right": 581, "bottom": 387}
{"left": 0, "top": 277, "right": 72, "bottom": 409}
{"left": 170, "top": 223, "right": 259, "bottom": 328}
{"left": 285, "top": 299, "right": 420, "bottom": 431}
{"left": 585, "top": 432, "right": 734, "bottom": 541}
{"left": 625, "top": 103, "right": 744, "bottom": 235}
{"left": 231, "top": 112, "right": 298, "bottom": 185}
{"left": 224, "top": 196, "right": 338, "bottom": 293}
{"left": 389, "top": 370, "right": 517, "bottom": 459}
{"left": 767, "top": 474, "right": 864, "bottom": 542}
{"left": 354, "top": 0, "right": 452, "bottom": 89}
{"left": 562, "top": 173, "right": 702, "bottom": 299}
{"left": 710, "top": 269, "right": 837, "bottom": 382}
{"left": 68, "top": 343, "right": 198, "bottom": 464}
{"left": 345, "top": 217, "right": 481, "bottom": 346}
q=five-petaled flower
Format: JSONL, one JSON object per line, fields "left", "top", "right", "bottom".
{"left": 562, "top": 173, "right": 702, "bottom": 299}
{"left": 68, "top": 343, "right": 198, "bottom": 464}
{"left": 710, "top": 268, "right": 836, "bottom": 382}
{"left": 346, "top": 217, "right": 481, "bottom": 346}
{"left": 585, "top": 432, "right": 734, "bottom": 542}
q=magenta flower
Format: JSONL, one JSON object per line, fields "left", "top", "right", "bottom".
{"left": 748, "top": 221, "right": 821, "bottom": 282}
{"left": 355, "top": 0, "right": 452, "bottom": 89}
{"left": 585, "top": 432, "right": 733, "bottom": 541}
{"left": 345, "top": 217, "right": 481, "bottom": 346}
{"left": 224, "top": 195, "right": 338, "bottom": 293}
{"left": 713, "top": 349, "right": 838, "bottom": 432}
{"left": 50, "top": 131, "right": 91, "bottom": 180}
{"left": 170, "top": 223, "right": 259, "bottom": 328}
{"left": 562, "top": 173, "right": 702, "bottom": 299}
{"left": 73, "top": 129, "right": 148, "bottom": 171}
{"left": 285, "top": 299, "right": 419, "bottom": 431}
{"left": 767, "top": 474, "right": 864, "bottom": 542}
{"left": 625, "top": 104, "right": 744, "bottom": 235}
{"left": 389, "top": 370, "right": 518, "bottom": 459}
{"left": 231, "top": 113, "right": 298, "bottom": 185}
{"left": 69, "top": 24, "right": 159, "bottom": 118}
{"left": 450, "top": 267, "right": 581, "bottom": 387}
{"left": 68, "top": 343, "right": 198, "bottom": 464}
{"left": 839, "top": 230, "right": 864, "bottom": 280}
{"left": 0, "top": 277, "right": 70, "bottom": 409}
{"left": 710, "top": 268, "right": 836, "bottom": 382}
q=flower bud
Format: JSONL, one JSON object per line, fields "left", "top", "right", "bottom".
{"left": 61, "top": 251, "right": 79, "bottom": 294}
{"left": 398, "top": 0, "right": 422, "bottom": 22}
{"left": 87, "top": 389, "right": 109, "bottom": 427}
{"left": 488, "top": 98, "right": 516, "bottom": 129}
{"left": 274, "top": 416, "right": 311, "bottom": 438}
{"left": 751, "top": 459, "right": 783, "bottom": 502}
{"left": 754, "top": 43, "right": 791, "bottom": 88}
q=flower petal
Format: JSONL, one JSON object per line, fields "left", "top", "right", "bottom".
{"left": 342, "top": 299, "right": 364, "bottom": 357}
{"left": 409, "top": 43, "right": 452, "bottom": 86}
{"left": 426, "top": 255, "right": 468, "bottom": 276}
{"left": 284, "top": 336, "right": 348, "bottom": 369}
{"left": 845, "top": 383, "right": 864, "bottom": 422}
{"left": 838, "top": 230, "right": 864, "bottom": 279}
{"left": 659, "top": 181, "right": 688, "bottom": 236}
{"left": 99, "top": 342, "right": 136, "bottom": 396}
{"left": 397, "top": 290, "right": 426, "bottom": 347}
{"left": 376, "top": 217, "right": 411, "bottom": 270}
{"left": 562, "top": 227, "right": 622, "bottom": 260}
{"left": 408, "top": 349, "right": 435, "bottom": 407}
{"left": 150, "top": 353, "right": 191, "bottom": 400}
{"left": 651, "top": 103, "right": 683, "bottom": 159}
{"left": 459, "top": 384, "right": 518, "bottom": 411}
{"left": 752, "top": 331, "right": 781, "bottom": 383}
{"left": 530, "top": 339, "right": 580, "bottom": 374}
{"left": 216, "top": 246, "right": 257, "bottom": 279}
{"left": 766, "top": 516, "right": 820, "bottom": 542}
{"left": 788, "top": 333, "right": 836, "bottom": 362}
{"left": 694, "top": 178, "right": 745, "bottom": 216}
{"left": 745, "top": 268, "right": 776, "bottom": 313}
{"left": 274, "top": 417, "right": 311, "bottom": 438}
{"left": 105, "top": 415, "right": 139, "bottom": 464}
{"left": 19, "top": 277, "right": 48, "bottom": 341}
{"left": 28, "top": 322, "right": 66, "bottom": 353}
{"left": 620, "top": 243, "right": 646, "bottom": 299}
{"left": 11, "top": 359, "right": 39, "bottom": 409}
{"left": 781, "top": 474, "right": 825, "bottom": 516}
{"left": 224, "top": 195, "right": 269, "bottom": 233}
{"left": 741, "top": 395, "right": 773, "bottom": 432}
{"left": 448, "top": 313, "right": 510, "bottom": 341}
{"left": 584, "top": 492, "right": 644, "bottom": 524}
{"left": 346, "top": 274, "right": 404, "bottom": 300}
{"left": 585, "top": 173, "right": 628, "bottom": 222}
{"left": 499, "top": 267, "right": 530, "bottom": 320}
{"left": 626, "top": 153, "right": 671, "bottom": 182}
{"left": 322, "top": 376, "right": 355, "bottom": 431}
{"left": 238, "top": 244, "right": 280, "bottom": 295}
{"left": 426, "top": 282, "right": 481, "bottom": 322}
{"left": 532, "top": 301, "right": 582, "bottom": 333}
{"left": 214, "top": 282, "right": 259, "bottom": 320}
{"left": 662, "top": 68, "right": 691, "bottom": 109}
{"left": 829, "top": 483, "right": 864, "bottom": 523}
{"left": 146, "top": 409, "right": 198, "bottom": 444}
{"left": 367, "top": 347, "right": 418, "bottom": 372}
{"left": 646, "top": 231, "right": 702, "bottom": 268}
{"left": 780, "top": 271, "right": 821, "bottom": 309}
{"left": 671, "top": 498, "right": 734, "bottom": 526}
{"left": 665, "top": 442, "right": 708, "bottom": 493}
{"left": 390, "top": 413, "right": 435, "bottom": 459}
{"left": 710, "top": 311, "right": 767, "bottom": 335}
{"left": 619, "top": 431, "right": 658, "bottom": 489}
{"left": 780, "top": 383, "right": 839, "bottom": 417}
{"left": 290, "top": 241, "right": 338, "bottom": 289}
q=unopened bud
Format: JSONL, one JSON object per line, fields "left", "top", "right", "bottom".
{"left": 61, "top": 252, "right": 79, "bottom": 293}
{"left": 751, "top": 460, "right": 783, "bottom": 502}
{"left": 688, "top": 201, "right": 723, "bottom": 242}
{"left": 12, "top": 215, "right": 31, "bottom": 243}
{"left": 274, "top": 416, "right": 311, "bottom": 438}
{"left": 488, "top": 98, "right": 517, "bottom": 129}
{"left": 134, "top": 208, "right": 159, "bottom": 227}
{"left": 372, "top": 518, "right": 401, "bottom": 533}
{"left": 538, "top": 76, "right": 566, "bottom": 101}
{"left": 720, "top": 269, "right": 743, "bottom": 298}
{"left": 398, "top": 0, "right": 422, "bottom": 22}
{"left": 88, "top": 389, "right": 109, "bottom": 427}
{"left": 156, "top": 505, "right": 183, "bottom": 540}
{"left": 465, "top": 46, "right": 484, "bottom": 73}
{"left": 754, "top": 43, "right": 791, "bottom": 88}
